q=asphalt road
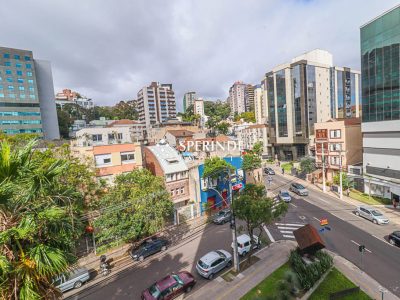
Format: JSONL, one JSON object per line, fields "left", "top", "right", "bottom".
{"left": 66, "top": 173, "right": 400, "bottom": 299}
{"left": 266, "top": 174, "right": 400, "bottom": 296}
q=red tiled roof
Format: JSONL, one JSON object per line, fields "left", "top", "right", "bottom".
{"left": 166, "top": 130, "right": 195, "bottom": 137}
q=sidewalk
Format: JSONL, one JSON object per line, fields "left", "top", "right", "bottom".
{"left": 271, "top": 165, "right": 400, "bottom": 225}
{"left": 187, "top": 240, "right": 297, "bottom": 300}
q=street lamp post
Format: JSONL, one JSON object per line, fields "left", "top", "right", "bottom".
{"left": 339, "top": 149, "right": 343, "bottom": 200}
{"left": 321, "top": 142, "right": 327, "bottom": 193}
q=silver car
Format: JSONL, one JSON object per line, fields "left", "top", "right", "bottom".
{"left": 54, "top": 267, "right": 90, "bottom": 292}
{"left": 213, "top": 209, "right": 232, "bottom": 225}
{"left": 278, "top": 190, "right": 292, "bottom": 202}
{"left": 289, "top": 183, "right": 308, "bottom": 196}
{"left": 355, "top": 206, "right": 389, "bottom": 225}
{"left": 196, "top": 250, "right": 232, "bottom": 279}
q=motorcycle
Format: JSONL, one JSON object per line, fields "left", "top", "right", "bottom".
{"left": 100, "top": 255, "right": 111, "bottom": 276}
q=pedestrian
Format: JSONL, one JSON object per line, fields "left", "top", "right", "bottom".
{"left": 346, "top": 188, "right": 350, "bottom": 197}
{"left": 267, "top": 175, "right": 272, "bottom": 186}
{"left": 282, "top": 167, "right": 285, "bottom": 175}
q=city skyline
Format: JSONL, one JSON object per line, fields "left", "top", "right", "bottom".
{"left": 0, "top": 0, "right": 398, "bottom": 110}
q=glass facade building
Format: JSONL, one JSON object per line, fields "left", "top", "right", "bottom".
{"left": 361, "top": 7, "right": 400, "bottom": 122}
{"left": 276, "top": 70, "right": 288, "bottom": 137}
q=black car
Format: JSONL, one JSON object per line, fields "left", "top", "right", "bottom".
{"left": 264, "top": 167, "right": 275, "bottom": 175}
{"left": 130, "top": 238, "right": 168, "bottom": 261}
{"left": 389, "top": 231, "right": 400, "bottom": 247}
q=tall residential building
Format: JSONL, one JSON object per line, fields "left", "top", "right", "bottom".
{"left": 229, "top": 81, "right": 247, "bottom": 115}
{"left": 0, "top": 46, "right": 59, "bottom": 139}
{"left": 263, "top": 49, "right": 360, "bottom": 160}
{"left": 137, "top": 82, "right": 177, "bottom": 128}
{"left": 245, "top": 84, "right": 255, "bottom": 112}
{"left": 254, "top": 84, "right": 268, "bottom": 124}
{"left": 360, "top": 5, "right": 400, "bottom": 199}
{"left": 183, "top": 91, "right": 196, "bottom": 112}
{"left": 330, "top": 67, "right": 361, "bottom": 119}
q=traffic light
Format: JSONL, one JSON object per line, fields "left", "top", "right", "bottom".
{"left": 359, "top": 245, "right": 365, "bottom": 252}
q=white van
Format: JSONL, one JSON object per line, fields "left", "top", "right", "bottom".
{"left": 231, "top": 234, "right": 260, "bottom": 256}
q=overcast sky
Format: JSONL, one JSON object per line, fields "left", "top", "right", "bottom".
{"left": 1, "top": 0, "right": 398, "bottom": 110}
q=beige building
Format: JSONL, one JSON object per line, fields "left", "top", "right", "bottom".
{"left": 254, "top": 84, "right": 267, "bottom": 124}
{"left": 314, "top": 118, "right": 362, "bottom": 182}
{"left": 237, "top": 124, "right": 269, "bottom": 155}
{"left": 228, "top": 81, "right": 247, "bottom": 115}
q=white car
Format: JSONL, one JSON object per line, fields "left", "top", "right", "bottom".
{"left": 231, "top": 234, "right": 260, "bottom": 256}
{"left": 355, "top": 206, "right": 389, "bottom": 225}
{"left": 196, "top": 250, "right": 232, "bottom": 279}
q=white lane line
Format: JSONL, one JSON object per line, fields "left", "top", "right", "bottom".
{"left": 351, "top": 240, "right": 372, "bottom": 253}
{"left": 275, "top": 223, "right": 304, "bottom": 227}
{"left": 281, "top": 230, "right": 294, "bottom": 234}
{"left": 290, "top": 203, "right": 298, "bottom": 208}
{"left": 319, "top": 198, "right": 329, "bottom": 204}
{"left": 365, "top": 248, "right": 372, "bottom": 253}
{"left": 313, "top": 217, "right": 321, "bottom": 222}
{"left": 262, "top": 224, "right": 275, "bottom": 243}
{"left": 283, "top": 234, "right": 295, "bottom": 239}
{"left": 277, "top": 226, "right": 301, "bottom": 230}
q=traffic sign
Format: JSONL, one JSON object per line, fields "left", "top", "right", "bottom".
{"left": 232, "top": 183, "right": 243, "bottom": 191}
{"left": 320, "top": 218, "right": 329, "bottom": 226}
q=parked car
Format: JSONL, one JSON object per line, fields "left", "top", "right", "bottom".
{"left": 355, "top": 206, "right": 389, "bottom": 225}
{"left": 196, "top": 250, "right": 232, "bottom": 279}
{"left": 264, "top": 167, "right": 275, "bottom": 175}
{"left": 141, "top": 271, "right": 196, "bottom": 300}
{"left": 389, "top": 231, "right": 400, "bottom": 246}
{"left": 54, "top": 268, "right": 90, "bottom": 292}
{"left": 213, "top": 209, "right": 232, "bottom": 225}
{"left": 130, "top": 237, "right": 168, "bottom": 261}
{"left": 278, "top": 190, "right": 292, "bottom": 202}
{"left": 289, "top": 183, "right": 308, "bottom": 196}
{"left": 231, "top": 234, "right": 260, "bottom": 256}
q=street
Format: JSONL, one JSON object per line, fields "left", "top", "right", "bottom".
{"left": 66, "top": 174, "right": 400, "bottom": 299}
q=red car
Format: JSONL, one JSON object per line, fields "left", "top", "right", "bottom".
{"left": 142, "top": 271, "right": 196, "bottom": 300}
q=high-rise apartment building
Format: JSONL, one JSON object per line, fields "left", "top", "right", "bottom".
{"left": 330, "top": 67, "right": 361, "bottom": 119}
{"left": 183, "top": 91, "right": 196, "bottom": 112}
{"left": 245, "top": 84, "right": 255, "bottom": 112}
{"left": 137, "top": 82, "right": 177, "bottom": 128}
{"left": 229, "top": 81, "right": 246, "bottom": 115}
{"left": 254, "top": 84, "right": 268, "bottom": 124}
{"left": 360, "top": 5, "right": 400, "bottom": 199}
{"left": 0, "top": 46, "right": 59, "bottom": 139}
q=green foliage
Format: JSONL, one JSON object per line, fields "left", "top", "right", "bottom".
{"left": 281, "top": 162, "right": 294, "bottom": 173}
{"left": 0, "top": 140, "right": 95, "bottom": 299}
{"left": 300, "top": 157, "right": 315, "bottom": 174}
{"left": 93, "top": 169, "right": 174, "bottom": 251}
{"left": 252, "top": 141, "right": 263, "bottom": 157}
{"left": 56, "top": 108, "right": 73, "bottom": 139}
{"left": 242, "top": 154, "right": 262, "bottom": 171}
{"left": 289, "top": 250, "right": 333, "bottom": 291}
{"left": 204, "top": 101, "right": 230, "bottom": 120}
{"left": 234, "top": 111, "right": 256, "bottom": 123}
{"left": 203, "top": 157, "right": 235, "bottom": 179}
{"left": 333, "top": 172, "right": 351, "bottom": 190}
{"left": 233, "top": 184, "right": 288, "bottom": 259}
{"left": 216, "top": 121, "right": 230, "bottom": 135}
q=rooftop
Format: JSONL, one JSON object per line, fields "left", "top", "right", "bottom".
{"left": 167, "top": 129, "right": 195, "bottom": 137}
{"left": 147, "top": 140, "right": 188, "bottom": 174}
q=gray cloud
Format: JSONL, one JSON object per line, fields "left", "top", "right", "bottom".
{"left": 0, "top": 0, "right": 398, "bottom": 110}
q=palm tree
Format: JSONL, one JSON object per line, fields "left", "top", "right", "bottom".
{"left": 0, "top": 140, "right": 79, "bottom": 299}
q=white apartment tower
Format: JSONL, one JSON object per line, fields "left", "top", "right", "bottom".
{"left": 229, "top": 81, "right": 247, "bottom": 115}
{"left": 137, "top": 82, "right": 177, "bottom": 128}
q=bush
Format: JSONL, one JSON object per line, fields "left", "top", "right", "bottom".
{"left": 289, "top": 250, "right": 333, "bottom": 290}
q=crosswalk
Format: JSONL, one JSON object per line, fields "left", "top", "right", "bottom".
{"left": 275, "top": 222, "right": 305, "bottom": 239}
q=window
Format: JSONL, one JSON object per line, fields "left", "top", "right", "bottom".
{"left": 0, "top": 93, "right": 4, "bottom": 98}
{"left": 18, "top": 86, "right": 24, "bottom": 91}
{"left": 20, "top": 94, "right": 25, "bottom": 99}
{"left": 117, "top": 133, "right": 123, "bottom": 140}
{"left": 329, "top": 143, "right": 341, "bottom": 151}
{"left": 5, "top": 70, "right": 11, "bottom": 75}
{"left": 94, "top": 154, "right": 112, "bottom": 166}
{"left": 92, "top": 134, "right": 102, "bottom": 142}
{"left": 4, "top": 62, "right": 11, "bottom": 66}
{"left": 3, "top": 53, "right": 10, "bottom": 58}
{"left": 28, "top": 79, "right": 33, "bottom": 84}
{"left": 6, "top": 78, "right": 13, "bottom": 83}
{"left": 15, "top": 63, "right": 22, "bottom": 68}
{"left": 29, "top": 95, "right": 35, "bottom": 99}
{"left": 330, "top": 156, "right": 340, "bottom": 165}
{"left": 29, "top": 87, "right": 34, "bottom": 92}
{"left": 17, "top": 71, "right": 22, "bottom": 76}
{"left": 175, "top": 188, "right": 179, "bottom": 195}
{"left": 27, "top": 72, "right": 33, "bottom": 77}
{"left": 0, "top": 85, "right": 2, "bottom": 90}
{"left": 17, "top": 78, "right": 23, "bottom": 83}
{"left": 14, "top": 54, "right": 20, "bottom": 60}
{"left": 330, "top": 129, "right": 341, "bottom": 138}
{"left": 180, "top": 187, "right": 184, "bottom": 194}
{"left": 24, "top": 56, "right": 31, "bottom": 61}
{"left": 9, "top": 94, "right": 15, "bottom": 98}
{"left": 121, "top": 152, "right": 135, "bottom": 163}
{"left": 26, "top": 63, "right": 32, "bottom": 69}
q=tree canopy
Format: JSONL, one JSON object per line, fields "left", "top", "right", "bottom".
{"left": 234, "top": 111, "right": 256, "bottom": 123}
{"left": 333, "top": 172, "right": 351, "bottom": 190}
{"left": 300, "top": 157, "right": 316, "bottom": 174}
{"left": 203, "top": 157, "right": 235, "bottom": 179}
{"left": 242, "top": 153, "right": 262, "bottom": 171}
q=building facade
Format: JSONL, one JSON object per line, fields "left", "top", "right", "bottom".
{"left": 360, "top": 5, "right": 400, "bottom": 199}
{"left": 0, "top": 46, "right": 59, "bottom": 139}
{"left": 183, "top": 91, "right": 196, "bottom": 112}
{"left": 144, "top": 140, "right": 190, "bottom": 208}
{"left": 237, "top": 124, "right": 269, "bottom": 155}
{"left": 137, "top": 82, "right": 177, "bottom": 128}
{"left": 228, "top": 81, "right": 247, "bottom": 115}
{"left": 314, "top": 118, "right": 362, "bottom": 182}
{"left": 330, "top": 67, "right": 361, "bottom": 119}
{"left": 245, "top": 84, "right": 255, "bottom": 112}
{"left": 254, "top": 83, "right": 268, "bottom": 124}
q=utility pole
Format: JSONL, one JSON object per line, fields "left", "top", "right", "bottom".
{"left": 228, "top": 170, "right": 240, "bottom": 273}
{"left": 339, "top": 149, "right": 343, "bottom": 200}
{"left": 321, "top": 142, "right": 326, "bottom": 193}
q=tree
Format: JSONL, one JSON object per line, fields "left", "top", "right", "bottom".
{"left": 234, "top": 111, "right": 256, "bottom": 123}
{"left": 92, "top": 169, "right": 174, "bottom": 252}
{"left": 300, "top": 157, "right": 316, "bottom": 174}
{"left": 333, "top": 172, "right": 351, "bottom": 190}
{"left": 203, "top": 157, "right": 235, "bottom": 179}
{"left": 205, "top": 117, "right": 218, "bottom": 136}
{"left": 216, "top": 121, "right": 230, "bottom": 135}
{"left": 204, "top": 101, "right": 230, "bottom": 121}
{"left": 0, "top": 140, "right": 90, "bottom": 299}
{"left": 233, "top": 184, "right": 288, "bottom": 262}
{"left": 252, "top": 141, "right": 263, "bottom": 157}
{"left": 57, "top": 108, "right": 72, "bottom": 139}
{"left": 242, "top": 154, "right": 261, "bottom": 171}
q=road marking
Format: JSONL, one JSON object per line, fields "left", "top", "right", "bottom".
{"left": 313, "top": 217, "right": 321, "bottom": 222}
{"left": 319, "top": 198, "right": 329, "bottom": 204}
{"left": 290, "top": 203, "right": 298, "bottom": 208}
{"left": 275, "top": 223, "right": 304, "bottom": 227}
{"left": 280, "top": 230, "right": 294, "bottom": 234}
{"left": 262, "top": 225, "right": 275, "bottom": 243}
{"left": 283, "top": 234, "right": 295, "bottom": 239}
{"left": 351, "top": 240, "right": 372, "bottom": 253}
{"left": 277, "top": 226, "right": 301, "bottom": 230}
